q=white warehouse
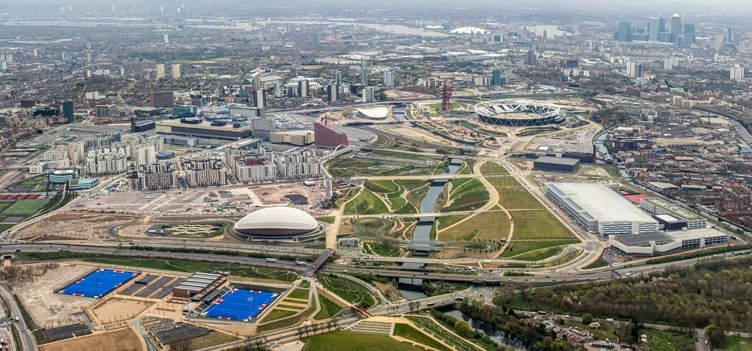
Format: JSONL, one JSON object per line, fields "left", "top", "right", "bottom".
{"left": 545, "top": 183, "right": 658, "bottom": 236}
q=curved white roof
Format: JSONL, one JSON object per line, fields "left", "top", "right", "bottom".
{"left": 236, "top": 207, "right": 318, "bottom": 233}
{"left": 356, "top": 106, "right": 389, "bottom": 119}
{"left": 450, "top": 27, "right": 489, "bottom": 35}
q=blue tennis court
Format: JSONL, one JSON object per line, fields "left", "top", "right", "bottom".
{"left": 202, "top": 288, "right": 279, "bottom": 322}
{"left": 58, "top": 269, "right": 138, "bottom": 299}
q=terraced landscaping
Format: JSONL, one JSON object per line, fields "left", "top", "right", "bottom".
{"left": 317, "top": 275, "right": 377, "bottom": 309}
{"left": 343, "top": 190, "right": 389, "bottom": 215}
{"left": 439, "top": 178, "right": 489, "bottom": 212}
{"left": 327, "top": 157, "right": 448, "bottom": 178}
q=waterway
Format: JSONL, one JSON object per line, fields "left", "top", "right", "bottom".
{"left": 443, "top": 309, "right": 527, "bottom": 351}
{"left": 411, "top": 160, "right": 462, "bottom": 255}
{"left": 393, "top": 107, "right": 413, "bottom": 126}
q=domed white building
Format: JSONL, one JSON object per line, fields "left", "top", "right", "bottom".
{"left": 234, "top": 207, "right": 320, "bottom": 238}
{"left": 450, "top": 27, "right": 489, "bottom": 35}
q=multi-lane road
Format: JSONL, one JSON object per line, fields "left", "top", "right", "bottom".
{"left": 0, "top": 284, "right": 36, "bottom": 351}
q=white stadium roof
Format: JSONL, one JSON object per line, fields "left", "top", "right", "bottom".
{"left": 235, "top": 207, "right": 318, "bottom": 236}
{"left": 550, "top": 183, "right": 656, "bottom": 223}
{"left": 356, "top": 106, "right": 389, "bottom": 119}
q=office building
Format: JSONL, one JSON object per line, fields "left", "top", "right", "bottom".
{"left": 297, "top": 80, "right": 309, "bottom": 98}
{"left": 730, "top": 65, "right": 745, "bottom": 81}
{"left": 546, "top": 183, "right": 659, "bottom": 236}
{"left": 617, "top": 22, "right": 632, "bottom": 42}
{"left": 156, "top": 63, "right": 165, "bottom": 79}
{"left": 327, "top": 84, "right": 339, "bottom": 103}
{"left": 647, "top": 17, "right": 665, "bottom": 42}
{"left": 360, "top": 58, "right": 368, "bottom": 86}
{"left": 63, "top": 100, "right": 74, "bottom": 123}
{"left": 253, "top": 90, "right": 266, "bottom": 108}
{"left": 383, "top": 71, "right": 394, "bottom": 87}
{"left": 361, "top": 86, "right": 375, "bottom": 102}
{"left": 670, "top": 13, "right": 682, "bottom": 44}
{"left": 171, "top": 64, "right": 181, "bottom": 79}
{"left": 683, "top": 23, "right": 696, "bottom": 44}
{"left": 491, "top": 69, "right": 503, "bottom": 86}
{"left": 526, "top": 50, "right": 538, "bottom": 66}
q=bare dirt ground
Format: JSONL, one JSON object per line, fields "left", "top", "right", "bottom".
{"left": 90, "top": 298, "right": 153, "bottom": 325}
{"left": 40, "top": 327, "right": 143, "bottom": 351}
{"left": 12, "top": 213, "right": 143, "bottom": 241}
{"left": 16, "top": 264, "right": 96, "bottom": 327}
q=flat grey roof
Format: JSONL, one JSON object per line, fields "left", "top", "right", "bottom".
{"left": 535, "top": 156, "right": 580, "bottom": 166}
{"left": 613, "top": 232, "right": 673, "bottom": 246}
{"left": 551, "top": 183, "right": 657, "bottom": 224}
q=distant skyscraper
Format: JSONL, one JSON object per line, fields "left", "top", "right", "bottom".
{"left": 164, "top": 34, "right": 169, "bottom": 44}
{"left": 63, "top": 100, "right": 74, "bottom": 123}
{"left": 328, "top": 84, "right": 339, "bottom": 103}
{"left": 0, "top": 61, "right": 6, "bottom": 71}
{"left": 156, "top": 64, "right": 165, "bottom": 79}
{"left": 730, "top": 65, "right": 745, "bottom": 81}
{"left": 617, "top": 22, "right": 632, "bottom": 42}
{"left": 383, "top": 71, "right": 394, "bottom": 87}
{"left": 526, "top": 50, "right": 538, "bottom": 66}
{"left": 670, "top": 13, "right": 682, "bottom": 44}
{"left": 33, "top": 49, "right": 38, "bottom": 57}
{"left": 683, "top": 24, "right": 696, "bottom": 44}
{"left": 335, "top": 70, "right": 342, "bottom": 86}
{"left": 727, "top": 28, "right": 734, "bottom": 42}
{"left": 120, "top": 67, "right": 125, "bottom": 76}
{"left": 361, "top": 86, "right": 375, "bottom": 102}
{"left": 298, "top": 80, "right": 309, "bottom": 98}
{"left": 253, "top": 90, "right": 266, "bottom": 108}
{"left": 647, "top": 17, "right": 665, "bottom": 42}
{"left": 360, "top": 59, "right": 368, "bottom": 86}
{"left": 61, "top": 52, "right": 68, "bottom": 60}
{"left": 171, "top": 64, "right": 181, "bottom": 78}
{"left": 5, "top": 54, "right": 12, "bottom": 64}
{"left": 86, "top": 53, "right": 92, "bottom": 63}
{"left": 491, "top": 69, "right": 503, "bottom": 86}
{"left": 253, "top": 76, "right": 262, "bottom": 91}
{"left": 626, "top": 61, "right": 643, "bottom": 78}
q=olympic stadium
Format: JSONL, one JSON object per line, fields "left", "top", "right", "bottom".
{"left": 232, "top": 207, "right": 323, "bottom": 240}
{"left": 474, "top": 102, "right": 565, "bottom": 126}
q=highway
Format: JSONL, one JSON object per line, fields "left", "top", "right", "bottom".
{"left": 0, "top": 284, "right": 36, "bottom": 351}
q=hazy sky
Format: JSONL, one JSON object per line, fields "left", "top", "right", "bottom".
{"left": 2, "top": 0, "right": 751, "bottom": 15}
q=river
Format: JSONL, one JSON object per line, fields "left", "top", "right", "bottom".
{"left": 444, "top": 309, "right": 528, "bottom": 351}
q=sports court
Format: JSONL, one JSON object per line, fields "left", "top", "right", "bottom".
{"left": 58, "top": 269, "right": 138, "bottom": 298}
{"left": 202, "top": 289, "right": 279, "bottom": 322}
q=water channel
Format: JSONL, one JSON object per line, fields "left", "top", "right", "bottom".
{"left": 443, "top": 309, "right": 528, "bottom": 351}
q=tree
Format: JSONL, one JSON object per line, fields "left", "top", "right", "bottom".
{"left": 582, "top": 313, "right": 594, "bottom": 325}
{"left": 705, "top": 324, "right": 726, "bottom": 350}
{"left": 454, "top": 320, "right": 473, "bottom": 338}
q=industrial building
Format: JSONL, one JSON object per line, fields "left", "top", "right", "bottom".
{"left": 269, "top": 130, "right": 314, "bottom": 146}
{"left": 156, "top": 119, "right": 251, "bottom": 140}
{"left": 640, "top": 198, "right": 706, "bottom": 230}
{"left": 546, "top": 183, "right": 659, "bottom": 236}
{"left": 609, "top": 228, "right": 728, "bottom": 255}
{"left": 533, "top": 156, "right": 580, "bottom": 172}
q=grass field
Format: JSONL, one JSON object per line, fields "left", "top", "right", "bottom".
{"left": 260, "top": 308, "right": 298, "bottom": 323}
{"left": 1, "top": 200, "right": 48, "bottom": 216}
{"left": 302, "top": 331, "right": 425, "bottom": 351}
{"left": 343, "top": 190, "right": 389, "bottom": 215}
{"left": 313, "top": 295, "right": 344, "bottom": 320}
{"left": 327, "top": 157, "right": 447, "bottom": 178}
{"left": 480, "top": 162, "right": 508, "bottom": 175}
{"left": 441, "top": 178, "right": 489, "bottom": 212}
{"left": 0, "top": 203, "right": 9, "bottom": 212}
{"left": 287, "top": 288, "right": 310, "bottom": 300}
{"left": 722, "top": 336, "right": 752, "bottom": 351}
{"left": 393, "top": 324, "right": 451, "bottom": 351}
{"left": 317, "top": 275, "right": 376, "bottom": 309}
{"left": 436, "top": 215, "right": 465, "bottom": 231}
{"left": 180, "top": 331, "right": 238, "bottom": 350}
{"left": 486, "top": 176, "right": 523, "bottom": 188}
{"left": 426, "top": 102, "right": 461, "bottom": 110}
{"left": 0, "top": 224, "right": 13, "bottom": 233}
{"left": 509, "top": 210, "right": 575, "bottom": 240}
{"left": 440, "top": 212, "right": 510, "bottom": 241}
{"left": 582, "top": 257, "right": 610, "bottom": 269}
{"left": 499, "top": 240, "right": 579, "bottom": 258}
{"left": 506, "top": 246, "right": 565, "bottom": 261}
{"left": 496, "top": 187, "right": 544, "bottom": 210}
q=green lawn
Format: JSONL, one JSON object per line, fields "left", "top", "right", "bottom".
{"left": 436, "top": 215, "right": 466, "bottom": 231}
{"left": 486, "top": 176, "right": 523, "bottom": 187}
{"left": 327, "top": 157, "right": 447, "bottom": 178}
{"left": 426, "top": 102, "right": 461, "bottom": 110}
{"left": 343, "top": 190, "right": 389, "bottom": 215}
{"left": 316, "top": 217, "right": 336, "bottom": 224}
{"left": 440, "top": 212, "right": 510, "bottom": 241}
{"left": 1, "top": 200, "right": 49, "bottom": 216}
{"left": 0, "top": 203, "right": 9, "bottom": 212}
{"left": 505, "top": 246, "right": 565, "bottom": 261}
{"left": 287, "top": 288, "right": 310, "bottom": 300}
{"left": 364, "top": 180, "right": 400, "bottom": 193}
{"left": 510, "top": 210, "right": 575, "bottom": 240}
{"left": 582, "top": 257, "right": 610, "bottom": 269}
{"left": 722, "top": 336, "right": 752, "bottom": 351}
{"left": 302, "top": 331, "right": 425, "bottom": 351}
{"left": 0, "top": 224, "right": 14, "bottom": 233}
{"left": 496, "top": 187, "right": 544, "bottom": 210}
{"left": 441, "top": 178, "right": 489, "bottom": 212}
{"left": 317, "top": 275, "right": 376, "bottom": 309}
{"left": 393, "top": 324, "right": 451, "bottom": 351}
{"left": 313, "top": 295, "right": 344, "bottom": 320}
{"left": 499, "top": 240, "right": 579, "bottom": 258}
{"left": 480, "top": 162, "right": 509, "bottom": 175}
{"left": 260, "top": 308, "right": 297, "bottom": 323}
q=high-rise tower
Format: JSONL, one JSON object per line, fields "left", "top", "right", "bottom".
{"left": 670, "top": 13, "right": 682, "bottom": 44}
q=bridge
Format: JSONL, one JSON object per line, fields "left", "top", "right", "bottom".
{"left": 305, "top": 248, "right": 336, "bottom": 277}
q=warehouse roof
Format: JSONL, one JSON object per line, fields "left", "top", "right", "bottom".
{"left": 549, "top": 183, "right": 657, "bottom": 224}
{"left": 535, "top": 156, "right": 580, "bottom": 166}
